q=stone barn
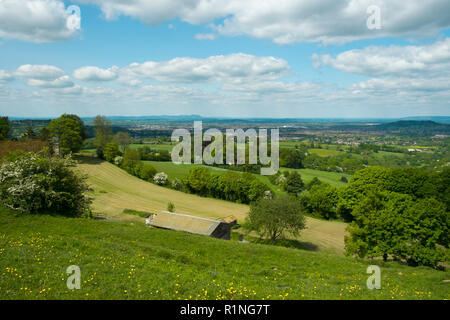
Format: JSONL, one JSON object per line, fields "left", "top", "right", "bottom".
{"left": 146, "top": 211, "right": 237, "bottom": 240}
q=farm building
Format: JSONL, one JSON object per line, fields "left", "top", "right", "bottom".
{"left": 146, "top": 211, "right": 237, "bottom": 240}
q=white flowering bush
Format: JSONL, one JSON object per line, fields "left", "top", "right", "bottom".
{"left": 0, "top": 152, "right": 90, "bottom": 216}
{"left": 153, "top": 172, "right": 168, "bottom": 186}
{"left": 114, "top": 156, "right": 123, "bottom": 166}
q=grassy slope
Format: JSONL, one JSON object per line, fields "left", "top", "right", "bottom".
{"left": 76, "top": 157, "right": 347, "bottom": 253}
{"left": 0, "top": 207, "right": 448, "bottom": 300}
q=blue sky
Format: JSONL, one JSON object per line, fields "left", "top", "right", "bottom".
{"left": 0, "top": 0, "right": 449, "bottom": 118}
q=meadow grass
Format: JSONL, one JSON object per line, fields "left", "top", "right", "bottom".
{"left": 129, "top": 143, "right": 175, "bottom": 152}
{"left": 0, "top": 206, "right": 448, "bottom": 300}
{"left": 307, "top": 148, "right": 345, "bottom": 157}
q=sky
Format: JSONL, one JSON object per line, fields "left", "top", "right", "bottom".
{"left": 0, "top": 0, "right": 449, "bottom": 118}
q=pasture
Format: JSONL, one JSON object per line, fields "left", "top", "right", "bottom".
{"left": 0, "top": 206, "right": 448, "bottom": 300}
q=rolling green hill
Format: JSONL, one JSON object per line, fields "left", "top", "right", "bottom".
{"left": 0, "top": 206, "right": 448, "bottom": 300}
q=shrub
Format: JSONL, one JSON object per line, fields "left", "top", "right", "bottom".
{"left": 305, "top": 177, "right": 322, "bottom": 190}
{"left": 171, "top": 178, "right": 183, "bottom": 191}
{"left": 104, "top": 142, "right": 121, "bottom": 162}
{"left": 113, "top": 156, "right": 123, "bottom": 166}
{"left": 0, "top": 152, "right": 90, "bottom": 216}
{"left": 283, "top": 171, "right": 305, "bottom": 197}
{"left": 167, "top": 202, "right": 175, "bottom": 212}
{"left": 0, "top": 139, "right": 49, "bottom": 160}
{"left": 185, "top": 167, "right": 211, "bottom": 196}
{"left": 153, "top": 172, "right": 168, "bottom": 185}
{"left": 138, "top": 164, "right": 157, "bottom": 181}
{"left": 121, "top": 148, "right": 141, "bottom": 175}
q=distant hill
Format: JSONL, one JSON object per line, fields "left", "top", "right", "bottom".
{"left": 331, "top": 120, "right": 450, "bottom": 136}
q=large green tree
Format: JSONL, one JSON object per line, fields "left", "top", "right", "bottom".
{"left": 0, "top": 116, "right": 10, "bottom": 140}
{"left": 345, "top": 190, "right": 449, "bottom": 267}
{"left": 47, "top": 114, "right": 86, "bottom": 155}
{"left": 245, "top": 195, "right": 306, "bottom": 241}
{"left": 283, "top": 171, "right": 304, "bottom": 197}
{"left": 306, "top": 184, "right": 339, "bottom": 220}
{"left": 103, "top": 141, "right": 121, "bottom": 162}
{"left": 114, "top": 131, "right": 131, "bottom": 153}
{"left": 93, "top": 115, "right": 112, "bottom": 158}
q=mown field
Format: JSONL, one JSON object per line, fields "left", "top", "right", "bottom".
{"left": 0, "top": 206, "right": 448, "bottom": 300}
{"left": 76, "top": 157, "right": 347, "bottom": 253}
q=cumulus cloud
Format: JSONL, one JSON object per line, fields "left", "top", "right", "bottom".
{"left": 351, "top": 77, "right": 450, "bottom": 95}
{"left": 13, "top": 64, "right": 74, "bottom": 88}
{"left": 0, "top": 0, "right": 81, "bottom": 43}
{"left": 121, "top": 53, "right": 290, "bottom": 83}
{"left": 313, "top": 39, "right": 450, "bottom": 77}
{"left": 14, "top": 64, "right": 66, "bottom": 80}
{"left": 73, "top": 66, "right": 119, "bottom": 81}
{"left": 27, "top": 75, "right": 74, "bottom": 88}
{"left": 76, "top": 0, "right": 450, "bottom": 44}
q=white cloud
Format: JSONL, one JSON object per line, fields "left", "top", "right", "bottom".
{"left": 0, "top": 70, "right": 14, "bottom": 82}
{"left": 351, "top": 77, "right": 450, "bottom": 95}
{"left": 195, "top": 33, "right": 216, "bottom": 40}
{"left": 0, "top": 0, "right": 81, "bottom": 43}
{"left": 76, "top": 0, "right": 450, "bottom": 44}
{"left": 313, "top": 39, "right": 450, "bottom": 77}
{"left": 73, "top": 66, "right": 119, "bottom": 81}
{"left": 121, "top": 53, "right": 290, "bottom": 83}
{"left": 14, "top": 64, "right": 66, "bottom": 80}
{"left": 27, "top": 75, "right": 74, "bottom": 88}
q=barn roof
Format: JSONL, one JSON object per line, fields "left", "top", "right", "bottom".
{"left": 147, "top": 211, "right": 224, "bottom": 236}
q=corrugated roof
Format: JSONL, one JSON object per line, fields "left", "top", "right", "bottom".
{"left": 148, "top": 211, "right": 222, "bottom": 236}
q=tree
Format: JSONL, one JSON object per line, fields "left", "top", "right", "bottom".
{"left": 345, "top": 190, "right": 449, "bottom": 267}
{"left": 121, "top": 148, "right": 141, "bottom": 175}
{"left": 283, "top": 171, "right": 304, "bottom": 196}
{"left": 185, "top": 167, "right": 211, "bottom": 196}
{"left": 114, "top": 131, "right": 131, "bottom": 153}
{"left": 307, "top": 184, "right": 339, "bottom": 219}
{"left": 0, "top": 152, "right": 90, "bottom": 216}
{"left": 47, "top": 114, "right": 86, "bottom": 155}
{"left": 279, "top": 148, "right": 305, "bottom": 168}
{"left": 93, "top": 115, "right": 112, "bottom": 158}
{"left": 0, "top": 116, "right": 10, "bottom": 140}
{"left": 103, "top": 141, "right": 121, "bottom": 162}
{"left": 138, "top": 164, "right": 157, "bottom": 181}
{"left": 306, "top": 177, "right": 322, "bottom": 190}
{"left": 245, "top": 195, "right": 306, "bottom": 241}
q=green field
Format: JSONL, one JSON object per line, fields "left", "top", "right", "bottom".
{"left": 307, "top": 148, "right": 345, "bottom": 157}
{"left": 145, "top": 161, "right": 350, "bottom": 188}
{"left": 129, "top": 143, "right": 175, "bottom": 152}
{"left": 1, "top": 206, "right": 448, "bottom": 300}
